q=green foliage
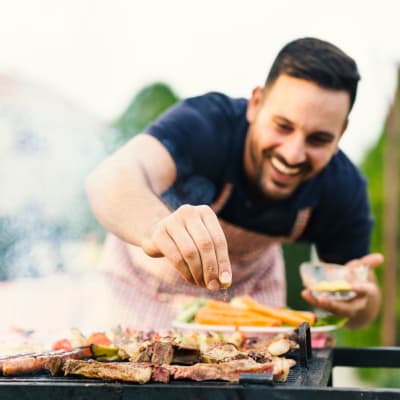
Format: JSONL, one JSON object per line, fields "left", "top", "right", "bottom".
{"left": 337, "top": 72, "right": 400, "bottom": 387}
{"left": 108, "top": 82, "right": 179, "bottom": 151}
{"left": 283, "top": 242, "right": 312, "bottom": 310}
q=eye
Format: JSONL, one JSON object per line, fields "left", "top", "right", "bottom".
{"left": 307, "top": 134, "right": 334, "bottom": 146}
{"left": 276, "top": 123, "right": 292, "bottom": 133}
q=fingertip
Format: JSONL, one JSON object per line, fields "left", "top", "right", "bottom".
{"left": 219, "top": 271, "right": 232, "bottom": 286}
{"left": 207, "top": 280, "right": 220, "bottom": 291}
{"left": 364, "top": 253, "right": 384, "bottom": 267}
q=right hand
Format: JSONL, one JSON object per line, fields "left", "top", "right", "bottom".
{"left": 141, "top": 204, "right": 232, "bottom": 291}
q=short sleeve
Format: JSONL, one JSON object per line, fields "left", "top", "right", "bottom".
{"left": 146, "top": 93, "right": 236, "bottom": 181}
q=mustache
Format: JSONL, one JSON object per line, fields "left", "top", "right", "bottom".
{"left": 262, "top": 149, "right": 312, "bottom": 172}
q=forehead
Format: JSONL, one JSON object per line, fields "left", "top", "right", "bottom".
{"left": 262, "top": 75, "right": 350, "bottom": 131}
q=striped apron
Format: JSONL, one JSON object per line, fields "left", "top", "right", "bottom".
{"left": 98, "top": 183, "right": 311, "bottom": 330}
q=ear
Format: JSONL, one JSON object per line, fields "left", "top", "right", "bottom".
{"left": 246, "top": 86, "right": 264, "bottom": 123}
{"left": 335, "top": 118, "right": 349, "bottom": 154}
{"left": 340, "top": 118, "right": 348, "bottom": 136}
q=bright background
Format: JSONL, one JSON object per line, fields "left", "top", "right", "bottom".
{"left": 1, "top": 0, "right": 399, "bottom": 163}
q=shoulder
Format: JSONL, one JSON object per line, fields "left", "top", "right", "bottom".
{"left": 147, "top": 92, "right": 247, "bottom": 134}
{"left": 319, "top": 150, "right": 368, "bottom": 206}
{"left": 183, "top": 92, "right": 247, "bottom": 120}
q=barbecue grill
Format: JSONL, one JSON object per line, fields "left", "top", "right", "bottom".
{"left": 1, "top": 325, "right": 400, "bottom": 399}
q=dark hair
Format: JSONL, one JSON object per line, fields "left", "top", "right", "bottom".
{"left": 265, "top": 37, "right": 360, "bottom": 112}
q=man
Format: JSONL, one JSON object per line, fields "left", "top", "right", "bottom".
{"left": 86, "top": 37, "right": 382, "bottom": 330}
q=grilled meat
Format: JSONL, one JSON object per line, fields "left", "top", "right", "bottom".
{"left": 164, "top": 357, "right": 294, "bottom": 382}
{"left": 200, "top": 343, "right": 248, "bottom": 363}
{"left": 1, "top": 347, "right": 88, "bottom": 376}
{"left": 63, "top": 359, "right": 152, "bottom": 384}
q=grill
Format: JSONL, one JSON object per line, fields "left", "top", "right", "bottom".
{"left": 1, "top": 325, "right": 400, "bottom": 399}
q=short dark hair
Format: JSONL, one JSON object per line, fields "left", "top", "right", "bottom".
{"left": 265, "top": 37, "right": 361, "bottom": 112}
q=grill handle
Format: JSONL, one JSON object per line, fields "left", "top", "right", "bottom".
{"left": 239, "top": 372, "right": 274, "bottom": 385}
{"left": 296, "top": 322, "right": 312, "bottom": 368}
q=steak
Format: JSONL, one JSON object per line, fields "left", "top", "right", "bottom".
{"left": 63, "top": 359, "right": 152, "bottom": 384}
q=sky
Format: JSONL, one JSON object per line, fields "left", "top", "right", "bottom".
{"left": 0, "top": 0, "right": 400, "bottom": 163}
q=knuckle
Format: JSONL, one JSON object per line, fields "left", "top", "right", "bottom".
{"left": 182, "top": 245, "right": 198, "bottom": 262}
{"left": 197, "top": 238, "right": 213, "bottom": 253}
{"left": 198, "top": 204, "right": 212, "bottom": 213}
{"left": 178, "top": 204, "right": 195, "bottom": 217}
{"left": 167, "top": 251, "right": 184, "bottom": 267}
{"left": 213, "top": 233, "right": 227, "bottom": 248}
{"left": 204, "top": 262, "right": 217, "bottom": 275}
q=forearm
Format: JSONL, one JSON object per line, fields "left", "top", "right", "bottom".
{"left": 85, "top": 138, "right": 173, "bottom": 248}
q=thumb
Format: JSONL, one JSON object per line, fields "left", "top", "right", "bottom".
{"left": 346, "top": 253, "right": 384, "bottom": 269}
{"left": 359, "top": 253, "right": 384, "bottom": 269}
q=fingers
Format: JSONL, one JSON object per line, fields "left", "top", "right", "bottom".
{"left": 199, "top": 206, "right": 232, "bottom": 289}
{"left": 352, "top": 281, "right": 380, "bottom": 297}
{"left": 147, "top": 222, "right": 196, "bottom": 285}
{"left": 144, "top": 205, "right": 231, "bottom": 290}
{"left": 346, "top": 253, "right": 384, "bottom": 269}
{"left": 301, "top": 288, "right": 369, "bottom": 319}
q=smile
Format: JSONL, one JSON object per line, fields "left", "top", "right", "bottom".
{"left": 270, "top": 156, "right": 303, "bottom": 176}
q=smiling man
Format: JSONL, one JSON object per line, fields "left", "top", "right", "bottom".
{"left": 86, "top": 37, "right": 382, "bottom": 330}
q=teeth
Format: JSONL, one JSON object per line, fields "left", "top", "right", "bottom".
{"left": 271, "top": 157, "right": 301, "bottom": 176}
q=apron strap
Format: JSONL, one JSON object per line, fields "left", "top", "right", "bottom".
{"left": 210, "top": 182, "right": 312, "bottom": 242}
{"left": 211, "top": 182, "right": 234, "bottom": 213}
{"left": 285, "top": 207, "right": 312, "bottom": 242}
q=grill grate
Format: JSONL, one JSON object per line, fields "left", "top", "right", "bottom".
{"left": 3, "top": 347, "right": 400, "bottom": 399}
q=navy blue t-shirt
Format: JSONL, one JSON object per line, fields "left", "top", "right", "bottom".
{"left": 146, "top": 92, "right": 373, "bottom": 264}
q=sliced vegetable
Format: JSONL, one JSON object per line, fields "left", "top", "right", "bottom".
{"left": 194, "top": 305, "right": 281, "bottom": 326}
{"left": 91, "top": 344, "right": 121, "bottom": 361}
{"left": 313, "top": 314, "right": 348, "bottom": 327}
{"left": 239, "top": 296, "right": 313, "bottom": 327}
{"left": 277, "top": 308, "right": 316, "bottom": 325}
{"left": 175, "top": 298, "right": 206, "bottom": 323}
{"left": 51, "top": 338, "right": 72, "bottom": 351}
{"left": 84, "top": 332, "right": 112, "bottom": 346}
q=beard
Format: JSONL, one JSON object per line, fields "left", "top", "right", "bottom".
{"left": 251, "top": 148, "right": 312, "bottom": 201}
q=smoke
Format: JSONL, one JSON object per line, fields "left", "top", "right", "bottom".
{"left": 0, "top": 75, "right": 113, "bottom": 279}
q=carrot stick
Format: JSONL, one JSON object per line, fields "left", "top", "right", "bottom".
{"left": 205, "top": 299, "right": 246, "bottom": 310}
{"left": 195, "top": 307, "right": 281, "bottom": 326}
{"left": 277, "top": 308, "right": 316, "bottom": 325}
{"left": 197, "top": 307, "right": 281, "bottom": 323}
{"left": 198, "top": 306, "right": 260, "bottom": 318}
{"left": 195, "top": 313, "right": 280, "bottom": 326}
{"left": 240, "top": 296, "right": 308, "bottom": 327}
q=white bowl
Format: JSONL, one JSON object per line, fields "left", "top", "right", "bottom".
{"left": 300, "top": 262, "right": 369, "bottom": 300}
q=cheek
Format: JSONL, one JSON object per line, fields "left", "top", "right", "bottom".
{"left": 252, "top": 125, "right": 278, "bottom": 151}
{"left": 308, "top": 147, "right": 337, "bottom": 169}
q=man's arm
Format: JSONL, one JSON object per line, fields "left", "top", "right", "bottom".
{"left": 85, "top": 133, "right": 232, "bottom": 290}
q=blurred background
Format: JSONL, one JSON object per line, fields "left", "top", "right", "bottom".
{"left": 0, "top": 0, "right": 400, "bottom": 387}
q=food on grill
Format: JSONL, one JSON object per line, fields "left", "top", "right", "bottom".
{"left": 200, "top": 343, "right": 248, "bottom": 363}
{"left": 63, "top": 359, "right": 153, "bottom": 384}
{"left": 0, "top": 327, "right": 299, "bottom": 383}
{"left": 161, "top": 357, "right": 295, "bottom": 383}
{"left": 0, "top": 347, "right": 88, "bottom": 376}
{"left": 62, "top": 355, "right": 295, "bottom": 383}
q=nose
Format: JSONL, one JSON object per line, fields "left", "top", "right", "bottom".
{"left": 278, "top": 133, "right": 307, "bottom": 166}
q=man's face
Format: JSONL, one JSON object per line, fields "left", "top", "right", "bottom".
{"left": 244, "top": 74, "right": 350, "bottom": 200}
